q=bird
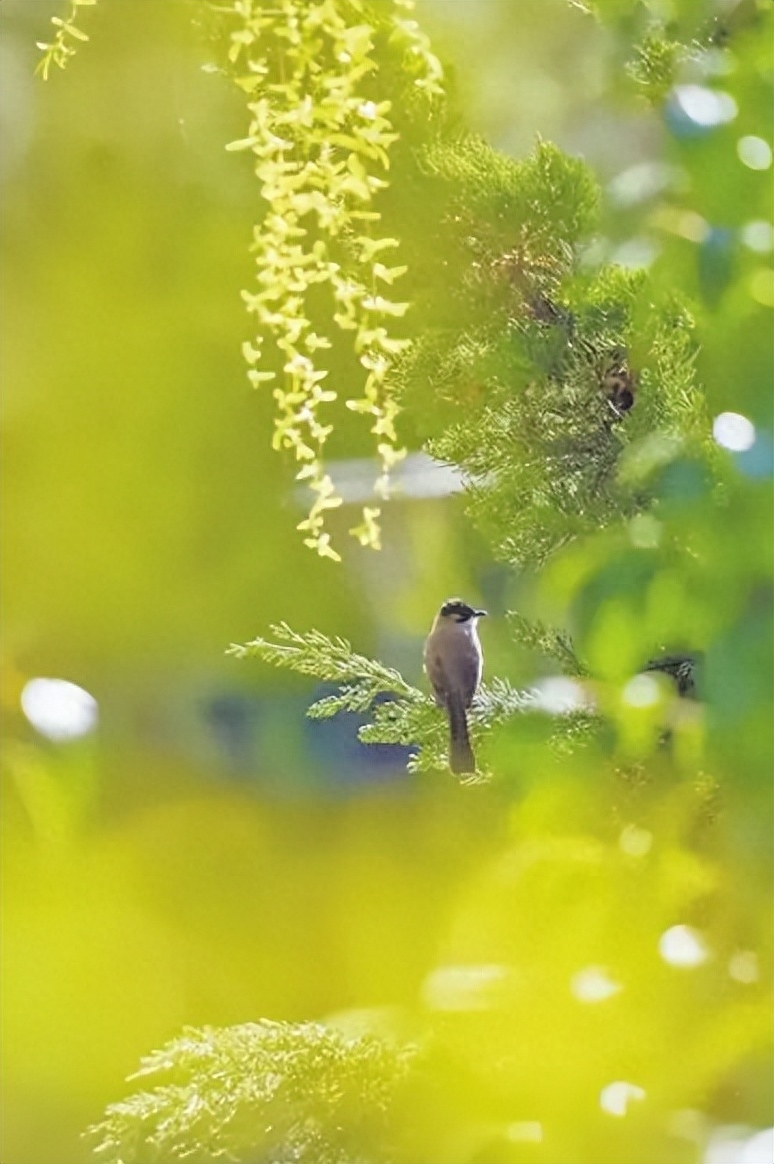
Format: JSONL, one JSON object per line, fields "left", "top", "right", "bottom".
{"left": 424, "top": 598, "right": 487, "bottom": 775}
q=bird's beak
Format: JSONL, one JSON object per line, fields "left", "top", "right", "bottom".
{"left": 475, "top": 609, "right": 488, "bottom": 618}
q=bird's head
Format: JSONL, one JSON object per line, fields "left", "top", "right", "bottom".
{"left": 438, "top": 598, "right": 488, "bottom": 624}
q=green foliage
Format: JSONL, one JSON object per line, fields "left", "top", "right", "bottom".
{"left": 401, "top": 152, "right": 709, "bottom": 565}
{"left": 87, "top": 1020, "right": 417, "bottom": 1164}
{"left": 418, "top": 789, "right": 771, "bottom": 1164}
{"left": 508, "top": 611, "right": 589, "bottom": 677}
{"left": 229, "top": 623, "right": 538, "bottom": 777}
{"left": 35, "top": 0, "right": 445, "bottom": 561}
{"left": 577, "top": 0, "right": 772, "bottom": 105}
{"left": 419, "top": 136, "right": 599, "bottom": 287}
{"left": 14, "top": 1, "right": 772, "bottom": 1163}
{"left": 228, "top": 622, "right": 420, "bottom": 707}
{"left": 626, "top": 32, "right": 690, "bottom": 103}
{"left": 35, "top": 0, "right": 96, "bottom": 79}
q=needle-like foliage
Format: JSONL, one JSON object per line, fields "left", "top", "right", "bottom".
{"left": 87, "top": 1020, "right": 418, "bottom": 1164}
{"left": 27, "top": 2, "right": 767, "bottom": 1163}
{"left": 229, "top": 624, "right": 541, "bottom": 777}
{"left": 397, "top": 140, "right": 712, "bottom": 567}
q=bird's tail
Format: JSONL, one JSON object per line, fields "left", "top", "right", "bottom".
{"left": 447, "top": 694, "right": 475, "bottom": 775}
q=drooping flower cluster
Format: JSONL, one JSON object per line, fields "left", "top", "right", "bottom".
{"left": 35, "top": 0, "right": 96, "bottom": 79}
{"left": 225, "top": 0, "right": 443, "bottom": 558}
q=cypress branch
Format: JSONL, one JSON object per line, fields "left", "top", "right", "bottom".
{"left": 87, "top": 1020, "right": 418, "bottom": 1164}
{"left": 230, "top": 625, "right": 574, "bottom": 777}
{"left": 228, "top": 622, "right": 419, "bottom": 702}
{"left": 508, "top": 612, "right": 589, "bottom": 678}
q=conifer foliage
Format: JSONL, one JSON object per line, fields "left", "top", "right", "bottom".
{"left": 397, "top": 136, "right": 709, "bottom": 566}
{"left": 32, "top": 0, "right": 770, "bottom": 1161}
{"left": 88, "top": 1021, "right": 418, "bottom": 1164}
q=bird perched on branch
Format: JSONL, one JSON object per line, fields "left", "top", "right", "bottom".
{"left": 424, "top": 598, "right": 487, "bottom": 775}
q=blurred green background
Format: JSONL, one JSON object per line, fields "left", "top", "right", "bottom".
{"left": 1, "top": 2, "right": 771, "bottom": 1163}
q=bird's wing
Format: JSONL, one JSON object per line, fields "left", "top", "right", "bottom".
{"left": 456, "top": 649, "right": 482, "bottom": 707}
{"left": 427, "top": 646, "right": 480, "bottom": 709}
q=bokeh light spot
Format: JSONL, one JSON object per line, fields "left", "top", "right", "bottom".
{"left": 571, "top": 966, "right": 622, "bottom": 1003}
{"left": 670, "top": 1109, "right": 707, "bottom": 1143}
{"left": 599, "top": 1081, "right": 646, "bottom": 1117}
{"left": 741, "top": 1128, "right": 774, "bottom": 1164}
{"left": 506, "top": 1122, "right": 543, "bottom": 1143}
{"left": 704, "top": 1125, "right": 774, "bottom": 1164}
{"left": 628, "top": 513, "right": 661, "bottom": 549}
{"left": 532, "top": 676, "right": 590, "bottom": 714}
{"left": 421, "top": 964, "right": 510, "bottom": 1012}
{"left": 741, "top": 221, "right": 774, "bottom": 254}
{"left": 737, "top": 136, "right": 772, "bottom": 171}
{"left": 607, "top": 161, "right": 681, "bottom": 208}
{"left": 712, "top": 412, "right": 756, "bottom": 452}
{"left": 21, "top": 677, "right": 98, "bottom": 742}
{"left": 673, "top": 85, "right": 737, "bottom": 127}
{"left": 619, "top": 824, "right": 653, "bottom": 857}
{"left": 728, "top": 950, "right": 759, "bottom": 984}
{"left": 659, "top": 925, "right": 709, "bottom": 968}
{"left": 612, "top": 236, "right": 659, "bottom": 269}
{"left": 671, "top": 210, "right": 710, "bottom": 243}
{"left": 623, "top": 674, "right": 660, "bottom": 708}
{"left": 749, "top": 269, "right": 774, "bottom": 308}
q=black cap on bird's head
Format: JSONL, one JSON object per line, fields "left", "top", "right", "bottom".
{"left": 439, "top": 598, "right": 487, "bottom": 622}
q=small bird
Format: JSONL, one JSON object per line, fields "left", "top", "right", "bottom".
{"left": 424, "top": 598, "right": 487, "bottom": 775}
